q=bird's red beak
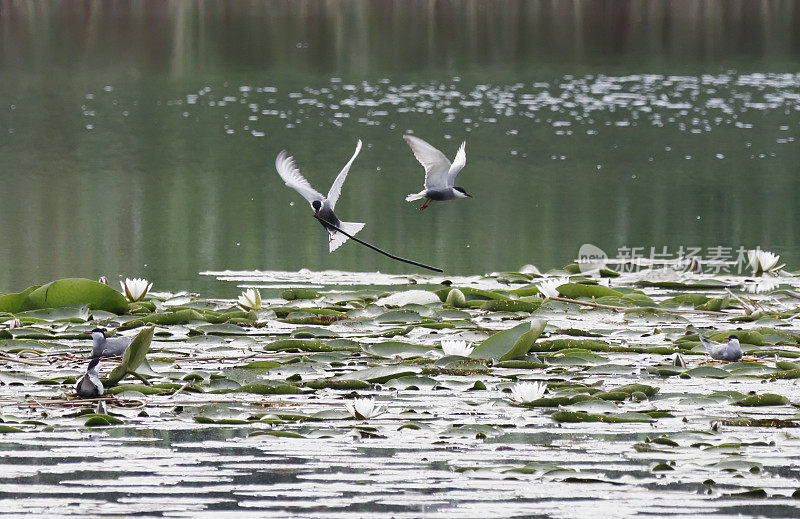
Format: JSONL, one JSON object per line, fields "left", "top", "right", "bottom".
{"left": 466, "top": 194, "right": 473, "bottom": 198}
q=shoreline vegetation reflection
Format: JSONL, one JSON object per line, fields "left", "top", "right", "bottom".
{"left": 0, "top": 1, "right": 799, "bottom": 296}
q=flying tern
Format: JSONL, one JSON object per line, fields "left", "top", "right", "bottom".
{"left": 276, "top": 140, "right": 364, "bottom": 252}
{"left": 404, "top": 135, "right": 472, "bottom": 210}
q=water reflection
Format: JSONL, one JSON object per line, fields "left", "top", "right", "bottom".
{"left": 0, "top": 1, "right": 799, "bottom": 295}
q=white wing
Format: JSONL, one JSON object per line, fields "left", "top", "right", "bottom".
{"left": 447, "top": 141, "right": 467, "bottom": 186}
{"left": 275, "top": 150, "right": 324, "bottom": 205}
{"left": 326, "top": 139, "right": 362, "bottom": 210}
{"left": 403, "top": 135, "right": 451, "bottom": 189}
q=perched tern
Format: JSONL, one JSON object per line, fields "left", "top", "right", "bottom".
{"left": 275, "top": 140, "right": 364, "bottom": 252}
{"left": 89, "top": 328, "right": 131, "bottom": 358}
{"left": 403, "top": 135, "right": 472, "bottom": 210}
{"left": 76, "top": 357, "right": 103, "bottom": 398}
{"left": 698, "top": 334, "right": 742, "bottom": 361}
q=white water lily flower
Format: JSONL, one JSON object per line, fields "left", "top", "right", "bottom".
{"left": 237, "top": 288, "right": 262, "bottom": 311}
{"left": 120, "top": 277, "right": 152, "bottom": 302}
{"left": 5, "top": 318, "right": 21, "bottom": 329}
{"left": 747, "top": 249, "right": 784, "bottom": 275}
{"left": 509, "top": 381, "right": 547, "bottom": 403}
{"left": 441, "top": 339, "right": 474, "bottom": 357}
{"left": 344, "top": 398, "right": 385, "bottom": 420}
{"left": 537, "top": 279, "right": 563, "bottom": 299}
{"left": 743, "top": 277, "right": 781, "bottom": 294}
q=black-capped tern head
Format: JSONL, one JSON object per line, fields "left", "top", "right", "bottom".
{"left": 453, "top": 186, "right": 472, "bottom": 198}
{"left": 403, "top": 134, "right": 471, "bottom": 210}
{"left": 275, "top": 140, "right": 366, "bottom": 252}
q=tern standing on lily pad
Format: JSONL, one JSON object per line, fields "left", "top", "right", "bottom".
{"left": 404, "top": 135, "right": 472, "bottom": 210}
{"left": 698, "top": 334, "right": 743, "bottom": 361}
{"left": 275, "top": 140, "right": 364, "bottom": 252}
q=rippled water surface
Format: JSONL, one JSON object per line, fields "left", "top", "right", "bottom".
{"left": 1, "top": 1, "right": 800, "bottom": 294}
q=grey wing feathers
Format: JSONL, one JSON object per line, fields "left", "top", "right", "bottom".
{"left": 326, "top": 139, "right": 362, "bottom": 210}
{"left": 446, "top": 141, "right": 467, "bottom": 185}
{"left": 276, "top": 150, "right": 324, "bottom": 205}
{"left": 403, "top": 134, "right": 452, "bottom": 190}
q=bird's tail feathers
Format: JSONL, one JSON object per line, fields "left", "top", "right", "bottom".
{"left": 697, "top": 334, "right": 714, "bottom": 352}
{"left": 329, "top": 222, "right": 365, "bottom": 252}
{"left": 406, "top": 191, "right": 426, "bottom": 202}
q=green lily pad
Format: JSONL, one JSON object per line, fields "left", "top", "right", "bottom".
{"left": 250, "top": 430, "right": 306, "bottom": 438}
{"left": 194, "top": 323, "right": 247, "bottom": 335}
{"left": 216, "top": 383, "right": 303, "bottom": 395}
{"left": 556, "top": 283, "right": 623, "bottom": 299}
{"left": 531, "top": 339, "right": 611, "bottom": 353}
{"left": 635, "top": 280, "right": 731, "bottom": 290}
{"left": 281, "top": 288, "right": 320, "bottom": 300}
{"left": 106, "top": 327, "right": 154, "bottom": 385}
{"left": 384, "top": 375, "right": 438, "bottom": 390}
{"left": 0, "top": 285, "right": 40, "bottom": 313}
{"left": 735, "top": 393, "right": 789, "bottom": 406}
{"left": 20, "top": 278, "right": 129, "bottom": 314}
{"left": 551, "top": 411, "right": 655, "bottom": 423}
{"left": 684, "top": 366, "right": 731, "bottom": 378}
{"left": 84, "top": 414, "right": 124, "bottom": 426}
{"left": 264, "top": 339, "right": 331, "bottom": 352}
{"left": 374, "top": 310, "right": 423, "bottom": 324}
{"left": 546, "top": 349, "right": 609, "bottom": 365}
{"left": 291, "top": 326, "right": 340, "bottom": 338}
{"left": 337, "top": 365, "right": 418, "bottom": 384}
{"left": 15, "top": 305, "right": 90, "bottom": 323}
{"left": 480, "top": 299, "right": 542, "bottom": 313}
{"left": 362, "top": 342, "right": 433, "bottom": 358}
{"left": 305, "top": 379, "right": 372, "bottom": 390}
{"left": 106, "top": 384, "right": 170, "bottom": 395}
{"left": 661, "top": 294, "right": 711, "bottom": 308}
{"left": 471, "top": 320, "right": 546, "bottom": 361}
{"left": 436, "top": 287, "right": 509, "bottom": 302}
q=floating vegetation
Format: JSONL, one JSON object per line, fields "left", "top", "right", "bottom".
{"left": 1, "top": 268, "right": 800, "bottom": 515}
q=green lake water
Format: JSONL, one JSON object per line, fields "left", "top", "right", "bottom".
{"left": 2, "top": 0, "right": 800, "bottom": 295}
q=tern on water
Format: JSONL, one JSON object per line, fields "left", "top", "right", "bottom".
{"left": 404, "top": 135, "right": 472, "bottom": 210}
{"left": 698, "top": 334, "right": 743, "bottom": 361}
{"left": 75, "top": 357, "right": 103, "bottom": 398}
{"left": 275, "top": 140, "right": 364, "bottom": 252}
{"left": 89, "top": 328, "right": 131, "bottom": 358}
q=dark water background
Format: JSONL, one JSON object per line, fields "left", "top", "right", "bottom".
{"left": 1, "top": 0, "right": 800, "bottom": 295}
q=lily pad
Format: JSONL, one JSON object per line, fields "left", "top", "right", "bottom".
{"left": 362, "top": 342, "right": 433, "bottom": 358}
{"left": 337, "top": 365, "right": 418, "bottom": 384}
{"left": 0, "top": 285, "right": 40, "bottom": 313}
{"left": 556, "top": 283, "right": 623, "bottom": 299}
{"left": 480, "top": 299, "right": 542, "bottom": 313}
{"left": 20, "top": 278, "right": 129, "bottom": 314}
{"left": 684, "top": 366, "right": 731, "bottom": 378}
{"left": 471, "top": 320, "right": 546, "bottom": 361}
{"left": 734, "top": 393, "right": 789, "bottom": 406}
{"left": 106, "top": 327, "right": 154, "bottom": 385}
{"left": 281, "top": 288, "right": 320, "bottom": 300}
